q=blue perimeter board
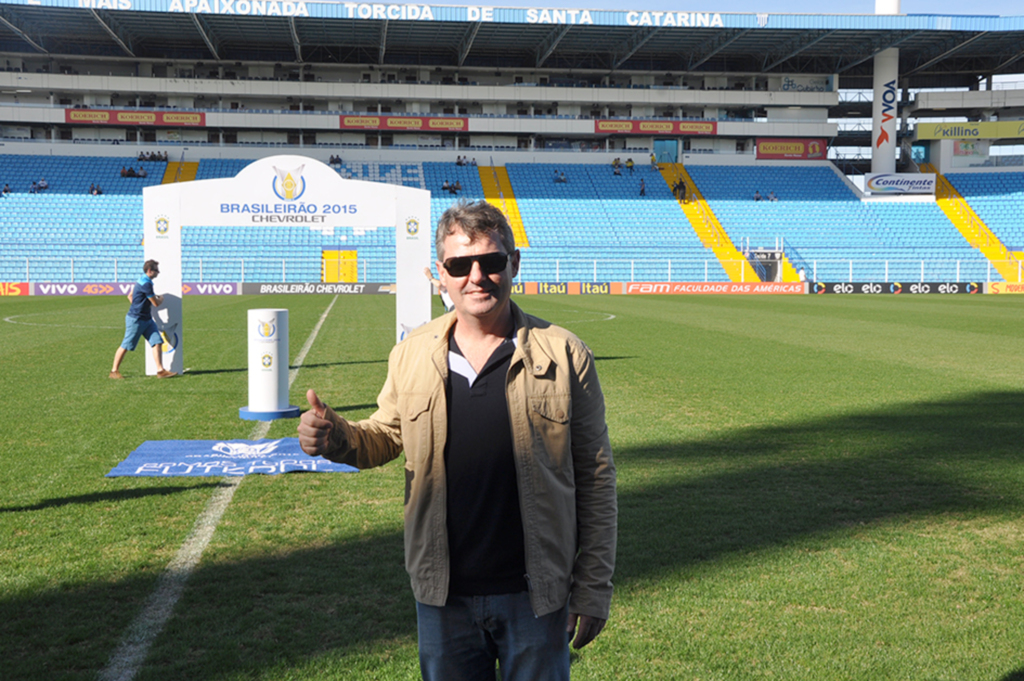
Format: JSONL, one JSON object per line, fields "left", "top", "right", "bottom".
{"left": 107, "top": 437, "right": 358, "bottom": 477}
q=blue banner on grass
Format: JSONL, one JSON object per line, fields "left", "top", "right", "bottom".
{"left": 107, "top": 438, "right": 358, "bottom": 477}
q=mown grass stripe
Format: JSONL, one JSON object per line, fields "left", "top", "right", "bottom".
{"left": 97, "top": 295, "right": 339, "bottom": 681}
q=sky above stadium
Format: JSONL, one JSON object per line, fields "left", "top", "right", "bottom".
{"left": 439, "top": 0, "right": 1022, "bottom": 17}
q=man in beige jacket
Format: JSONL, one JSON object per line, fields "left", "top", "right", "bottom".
{"left": 299, "top": 200, "right": 616, "bottom": 681}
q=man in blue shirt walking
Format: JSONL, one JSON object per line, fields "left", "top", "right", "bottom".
{"left": 110, "top": 260, "right": 175, "bottom": 379}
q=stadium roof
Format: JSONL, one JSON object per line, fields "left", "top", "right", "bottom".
{"left": 0, "top": 2, "right": 1022, "bottom": 87}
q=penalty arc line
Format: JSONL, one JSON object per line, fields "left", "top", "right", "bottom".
{"left": 98, "top": 295, "right": 339, "bottom": 681}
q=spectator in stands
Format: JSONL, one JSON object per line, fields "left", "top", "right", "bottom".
{"left": 554, "top": 170, "right": 561, "bottom": 183}
{"left": 456, "top": 155, "right": 465, "bottom": 166}
{"left": 613, "top": 164, "right": 621, "bottom": 176}
{"left": 127, "top": 167, "right": 137, "bottom": 178}
{"left": 89, "top": 183, "right": 96, "bottom": 194}
{"left": 138, "top": 166, "right": 148, "bottom": 178}
{"left": 137, "top": 152, "right": 146, "bottom": 161}
{"left": 92, "top": 184, "right": 103, "bottom": 195}
{"left": 753, "top": 190, "right": 762, "bottom": 201}
{"left": 612, "top": 157, "right": 621, "bottom": 169}
{"left": 29, "top": 181, "right": 38, "bottom": 194}
{"left": 556, "top": 171, "right": 567, "bottom": 183}
{"left": 798, "top": 267, "right": 807, "bottom": 282}
{"left": 626, "top": 158, "right": 634, "bottom": 174}
{"left": 639, "top": 178, "right": 646, "bottom": 196}
{"left": 110, "top": 259, "right": 175, "bottom": 379}
{"left": 768, "top": 191, "right": 778, "bottom": 202}
{"left": 2, "top": 184, "right": 10, "bottom": 195}
{"left": 442, "top": 180, "right": 451, "bottom": 192}
{"left": 120, "top": 166, "right": 128, "bottom": 178}
{"left": 38, "top": 178, "right": 48, "bottom": 190}
{"left": 650, "top": 153, "right": 658, "bottom": 170}
{"left": 470, "top": 158, "right": 477, "bottom": 166}
{"left": 453, "top": 180, "right": 462, "bottom": 193}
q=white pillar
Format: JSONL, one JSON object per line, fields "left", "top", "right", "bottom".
{"left": 871, "top": 0, "right": 900, "bottom": 174}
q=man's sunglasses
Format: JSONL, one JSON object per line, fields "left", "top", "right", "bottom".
{"left": 442, "top": 251, "right": 513, "bottom": 277}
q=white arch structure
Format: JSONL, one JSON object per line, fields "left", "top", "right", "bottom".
{"left": 142, "top": 154, "right": 431, "bottom": 375}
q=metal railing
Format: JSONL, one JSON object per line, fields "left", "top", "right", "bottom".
{"left": 3, "top": 256, "right": 1019, "bottom": 284}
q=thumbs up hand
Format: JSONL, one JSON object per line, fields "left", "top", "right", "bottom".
{"left": 298, "top": 389, "right": 335, "bottom": 456}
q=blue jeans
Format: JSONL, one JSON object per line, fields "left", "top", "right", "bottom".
{"left": 416, "top": 592, "right": 570, "bottom": 681}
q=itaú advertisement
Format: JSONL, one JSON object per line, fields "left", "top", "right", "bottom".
{"left": 864, "top": 173, "right": 936, "bottom": 194}
{"left": 339, "top": 115, "right": 468, "bottom": 131}
{"left": 594, "top": 120, "right": 717, "bottom": 135}
{"left": 626, "top": 282, "right": 804, "bottom": 295}
{"left": 756, "top": 138, "right": 826, "bottom": 160}
{"left": 64, "top": 109, "right": 205, "bottom": 126}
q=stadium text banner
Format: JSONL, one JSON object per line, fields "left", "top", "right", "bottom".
{"left": 0, "top": 282, "right": 29, "bottom": 295}
{"left": 864, "top": 173, "right": 936, "bottom": 194}
{"left": 916, "top": 120, "right": 1024, "bottom": 140}
{"left": 43, "top": 2, "right": 1016, "bottom": 31}
{"left": 625, "top": 282, "right": 804, "bottom": 294}
{"left": 65, "top": 109, "right": 205, "bottom": 126}
{"left": 812, "top": 282, "right": 980, "bottom": 294}
{"left": 987, "top": 282, "right": 1024, "bottom": 294}
{"left": 756, "top": 138, "right": 826, "bottom": 160}
{"left": 107, "top": 437, "right": 358, "bottom": 477}
{"left": 340, "top": 115, "right": 468, "bottom": 131}
{"left": 144, "top": 155, "right": 431, "bottom": 349}
{"left": 595, "top": 120, "right": 717, "bottom": 135}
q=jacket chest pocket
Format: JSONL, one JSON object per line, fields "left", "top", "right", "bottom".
{"left": 398, "top": 392, "right": 433, "bottom": 466}
{"left": 528, "top": 395, "right": 572, "bottom": 475}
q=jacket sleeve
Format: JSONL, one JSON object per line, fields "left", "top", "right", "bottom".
{"left": 567, "top": 339, "right": 618, "bottom": 620}
{"left": 320, "top": 349, "right": 406, "bottom": 470}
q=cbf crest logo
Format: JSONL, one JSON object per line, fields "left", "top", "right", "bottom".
{"left": 155, "top": 216, "right": 170, "bottom": 237}
{"left": 262, "top": 353, "right": 273, "bottom": 369}
{"left": 406, "top": 217, "right": 420, "bottom": 236}
{"left": 272, "top": 165, "right": 306, "bottom": 201}
{"left": 257, "top": 317, "right": 277, "bottom": 339}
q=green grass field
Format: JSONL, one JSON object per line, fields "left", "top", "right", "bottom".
{"left": 2, "top": 293, "right": 1023, "bottom": 681}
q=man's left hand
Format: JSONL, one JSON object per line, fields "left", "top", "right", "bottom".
{"left": 566, "top": 613, "right": 606, "bottom": 649}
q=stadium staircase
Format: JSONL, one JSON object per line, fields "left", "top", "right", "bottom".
{"left": 478, "top": 166, "right": 529, "bottom": 249}
{"left": 163, "top": 161, "right": 199, "bottom": 184}
{"left": 660, "top": 163, "right": 766, "bottom": 282}
{"left": 940, "top": 168, "right": 1024, "bottom": 282}
{"left": 686, "top": 164, "right": 990, "bottom": 283}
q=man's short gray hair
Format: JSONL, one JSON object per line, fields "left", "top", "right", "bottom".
{"left": 435, "top": 200, "right": 516, "bottom": 261}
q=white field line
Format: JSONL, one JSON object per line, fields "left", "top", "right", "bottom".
{"left": 98, "top": 295, "right": 339, "bottom": 681}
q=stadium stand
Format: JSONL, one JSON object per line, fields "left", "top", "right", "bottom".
{"left": 0, "top": 153, "right": 1019, "bottom": 285}
{"left": 686, "top": 165, "right": 993, "bottom": 282}
{"left": 945, "top": 172, "right": 1024, "bottom": 251}
{"left": 0, "top": 154, "right": 166, "bottom": 195}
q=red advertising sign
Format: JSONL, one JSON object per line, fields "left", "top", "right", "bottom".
{"left": 64, "top": 109, "right": 205, "bottom": 126}
{"left": 594, "top": 119, "right": 717, "bottom": 135}
{"left": 339, "top": 115, "right": 468, "bottom": 131}
{"left": 0, "top": 282, "right": 28, "bottom": 296}
{"left": 626, "top": 282, "right": 805, "bottom": 295}
{"left": 756, "top": 138, "right": 827, "bottom": 160}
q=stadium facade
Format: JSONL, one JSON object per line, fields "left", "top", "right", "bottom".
{"left": 0, "top": 2, "right": 1022, "bottom": 289}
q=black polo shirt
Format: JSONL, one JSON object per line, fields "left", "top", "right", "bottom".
{"left": 445, "top": 332, "right": 528, "bottom": 597}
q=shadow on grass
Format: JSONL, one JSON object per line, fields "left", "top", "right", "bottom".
{"left": 184, "top": 359, "right": 387, "bottom": 377}
{"left": 0, "top": 483, "right": 227, "bottom": 514}
{"left": 1000, "top": 670, "right": 1024, "bottom": 681}
{"left": 2, "top": 391, "right": 1022, "bottom": 680}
